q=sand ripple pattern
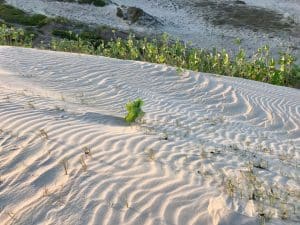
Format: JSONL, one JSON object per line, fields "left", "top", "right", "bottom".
{"left": 0, "top": 47, "right": 299, "bottom": 225}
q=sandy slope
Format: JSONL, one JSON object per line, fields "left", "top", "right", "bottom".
{"left": 0, "top": 46, "right": 299, "bottom": 225}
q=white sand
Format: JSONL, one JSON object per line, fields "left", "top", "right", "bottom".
{"left": 0, "top": 46, "right": 299, "bottom": 225}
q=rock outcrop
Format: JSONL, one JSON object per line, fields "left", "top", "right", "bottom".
{"left": 116, "top": 6, "right": 162, "bottom": 27}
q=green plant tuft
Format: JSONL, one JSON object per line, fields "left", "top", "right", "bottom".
{"left": 125, "top": 98, "right": 145, "bottom": 123}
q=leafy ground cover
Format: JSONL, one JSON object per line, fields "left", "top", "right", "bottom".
{"left": 0, "top": 2, "right": 48, "bottom": 26}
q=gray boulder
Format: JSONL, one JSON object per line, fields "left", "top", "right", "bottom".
{"left": 116, "top": 6, "right": 162, "bottom": 27}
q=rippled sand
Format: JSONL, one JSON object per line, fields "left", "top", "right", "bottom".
{"left": 0, "top": 47, "right": 299, "bottom": 224}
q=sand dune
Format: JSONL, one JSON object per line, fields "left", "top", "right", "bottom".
{"left": 0, "top": 46, "right": 299, "bottom": 225}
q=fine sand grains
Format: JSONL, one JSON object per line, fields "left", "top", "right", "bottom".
{"left": 0, "top": 47, "right": 299, "bottom": 225}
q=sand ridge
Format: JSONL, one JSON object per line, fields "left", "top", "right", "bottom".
{"left": 0, "top": 46, "right": 299, "bottom": 225}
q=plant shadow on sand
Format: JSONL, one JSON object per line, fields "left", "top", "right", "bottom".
{"left": 40, "top": 108, "right": 127, "bottom": 126}
{"left": 193, "top": 0, "right": 298, "bottom": 35}
{"left": 80, "top": 112, "right": 127, "bottom": 126}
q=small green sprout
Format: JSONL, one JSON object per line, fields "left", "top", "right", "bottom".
{"left": 125, "top": 98, "right": 145, "bottom": 123}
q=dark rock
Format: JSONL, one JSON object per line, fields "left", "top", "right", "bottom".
{"left": 127, "top": 7, "right": 144, "bottom": 23}
{"left": 234, "top": 0, "right": 246, "bottom": 5}
{"left": 116, "top": 7, "right": 124, "bottom": 18}
{"left": 116, "top": 6, "right": 162, "bottom": 27}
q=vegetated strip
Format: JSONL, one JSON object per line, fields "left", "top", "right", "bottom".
{"left": 0, "top": 0, "right": 299, "bottom": 88}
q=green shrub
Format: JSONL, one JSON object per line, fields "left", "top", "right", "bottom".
{"left": 50, "top": 37, "right": 94, "bottom": 54}
{"left": 0, "top": 3, "right": 48, "bottom": 26}
{"left": 125, "top": 98, "right": 145, "bottom": 123}
{"left": 0, "top": 24, "right": 34, "bottom": 46}
{"left": 52, "top": 30, "right": 78, "bottom": 40}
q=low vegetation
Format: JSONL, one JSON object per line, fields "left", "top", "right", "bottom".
{"left": 0, "top": 24, "right": 34, "bottom": 46}
{"left": 0, "top": 2, "right": 48, "bottom": 26}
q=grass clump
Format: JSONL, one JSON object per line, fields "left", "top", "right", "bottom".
{"left": 50, "top": 37, "right": 93, "bottom": 54}
{"left": 0, "top": 3, "right": 48, "bottom": 26}
{"left": 125, "top": 98, "right": 145, "bottom": 123}
{"left": 0, "top": 24, "right": 34, "bottom": 46}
